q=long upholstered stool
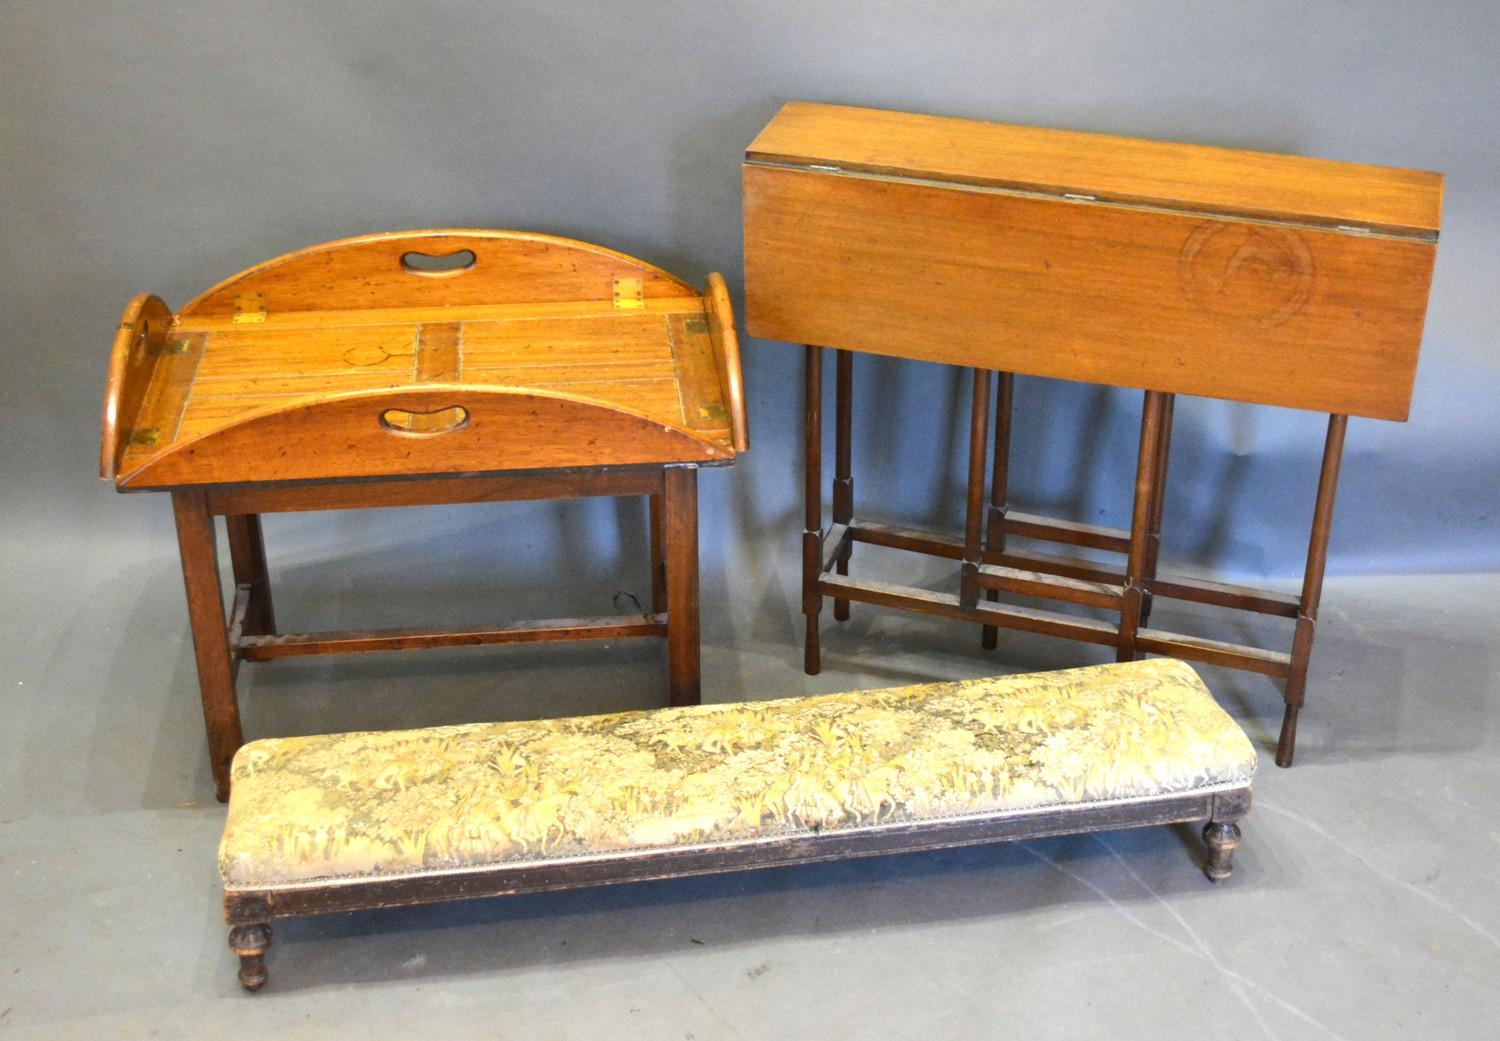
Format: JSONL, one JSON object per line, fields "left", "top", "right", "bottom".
{"left": 219, "top": 658, "right": 1256, "bottom": 990}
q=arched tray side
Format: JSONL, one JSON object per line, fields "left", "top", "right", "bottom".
{"left": 116, "top": 385, "right": 731, "bottom": 489}
{"left": 179, "top": 230, "right": 700, "bottom": 317}
{"left": 705, "top": 273, "right": 749, "bottom": 452}
{"left": 101, "top": 293, "right": 173, "bottom": 480}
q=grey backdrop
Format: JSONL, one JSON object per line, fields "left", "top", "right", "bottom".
{"left": 5, "top": 0, "right": 1498, "bottom": 585}
{"left": 6, "top": 9, "right": 1500, "bottom": 1032}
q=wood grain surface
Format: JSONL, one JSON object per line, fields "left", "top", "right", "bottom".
{"left": 744, "top": 163, "right": 1437, "bottom": 419}
{"left": 120, "top": 386, "right": 730, "bottom": 487}
{"left": 100, "top": 293, "right": 173, "bottom": 478}
{"left": 180, "top": 229, "right": 698, "bottom": 315}
{"left": 747, "top": 102, "right": 1442, "bottom": 235}
{"left": 103, "top": 231, "right": 749, "bottom": 487}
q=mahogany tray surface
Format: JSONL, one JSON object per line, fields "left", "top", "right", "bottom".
{"left": 103, "top": 230, "right": 747, "bottom": 489}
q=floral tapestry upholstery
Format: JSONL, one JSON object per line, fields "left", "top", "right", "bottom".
{"left": 220, "top": 659, "right": 1255, "bottom": 888}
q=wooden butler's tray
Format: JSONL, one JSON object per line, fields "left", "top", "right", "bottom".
{"left": 101, "top": 229, "right": 748, "bottom": 489}
{"left": 100, "top": 229, "right": 749, "bottom": 801}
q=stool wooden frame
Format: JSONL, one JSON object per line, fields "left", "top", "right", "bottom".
{"left": 217, "top": 657, "right": 1255, "bottom": 989}
{"left": 102, "top": 230, "right": 748, "bottom": 801}
{"left": 226, "top": 785, "right": 1250, "bottom": 990}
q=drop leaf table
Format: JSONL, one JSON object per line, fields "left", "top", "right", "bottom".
{"left": 744, "top": 102, "right": 1442, "bottom": 765}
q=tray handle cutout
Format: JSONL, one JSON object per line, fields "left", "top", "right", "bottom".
{"left": 400, "top": 248, "right": 477, "bottom": 277}
{"left": 379, "top": 405, "right": 471, "bottom": 437}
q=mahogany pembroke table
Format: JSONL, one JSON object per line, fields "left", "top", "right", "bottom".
{"left": 744, "top": 103, "right": 1442, "bottom": 766}
{"left": 101, "top": 230, "right": 748, "bottom": 800}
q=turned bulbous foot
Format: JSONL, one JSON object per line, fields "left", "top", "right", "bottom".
{"left": 229, "top": 923, "right": 273, "bottom": 991}
{"left": 1202, "top": 821, "right": 1242, "bottom": 884}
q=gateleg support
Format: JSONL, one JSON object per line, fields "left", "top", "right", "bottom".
{"left": 981, "top": 372, "right": 1014, "bottom": 649}
{"left": 960, "top": 368, "right": 992, "bottom": 612}
{"left": 1139, "top": 393, "right": 1175, "bottom": 627}
{"left": 1276, "top": 413, "right": 1348, "bottom": 768}
{"left": 832, "top": 349, "right": 854, "bottom": 622}
{"left": 1117, "top": 391, "right": 1170, "bottom": 663}
{"left": 1277, "top": 614, "right": 1317, "bottom": 766}
{"left": 803, "top": 344, "right": 824, "bottom": 675}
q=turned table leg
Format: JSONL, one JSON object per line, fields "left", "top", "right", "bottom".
{"left": 981, "top": 371, "right": 1014, "bottom": 649}
{"left": 229, "top": 922, "right": 273, "bottom": 991}
{"left": 172, "top": 490, "right": 243, "bottom": 803}
{"left": 960, "top": 368, "right": 992, "bottom": 611}
{"left": 802, "top": 344, "right": 824, "bottom": 675}
{"left": 831, "top": 349, "right": 854, "bottom": 622}
{"left": 1139, "top": 393, "right": 1175, "bottom": 627}
{"left": 1202, "top": 821, "right": 1243, "bottom": 884}
{"left": 663, "top": 465, "right": 700, "bottom": 707}
{"left": 1118, "top": 391, "right": 1170, "bottom": 662}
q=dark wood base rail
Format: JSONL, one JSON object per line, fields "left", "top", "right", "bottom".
{"left": 227, "top": 786, "right": 1249, "bottom": 991}
{"left": 802, "top": 346, "right": 1348, "bottom": 767}
{"left": 235, "top": 613, "right": 669, "bottom": 661}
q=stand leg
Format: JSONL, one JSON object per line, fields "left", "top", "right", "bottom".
{"left": 1139, "top": 393, "right": 1174, "bottom": 627}
{"left": 803, "top": 345, "right": 824, "bottom": 675}
{"left": 1277, "top": 413, "right": 1348, "bottom": 767}
{"left": 960, "top": 368, "right": 993, "bottom": 611}
{"left": 225, "top": 514, "right": 275, "bottom": 636}
{"left": 1202, "top": 821, "right": 1242, "bottom": 884}
{"left": 663, "top": 466, "right": 700, "bottom": 707}
{"left": 981, "top": 372, "right": 1014, "bottom": 648}
{"left": 172, "top": 490, "right": 243, "bottom": 803}
{"left": 648, "top": 492, "right": 667, "bottom": 614}
{"left": 229, "top": 923, "right": 272, "bottom": 992}
{"left": 1118, "top": 391, "right": 1170, "bottom": 662}
{"left": 832, "top": 349, "right": 854, "bottom": 622}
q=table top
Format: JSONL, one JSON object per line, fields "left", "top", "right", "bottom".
{"left": 748, "top": 102, "right": 1442, "bottom": 238}
{"left": 103, "top": 231, "right": 748, "bottom": 489}
{"left": 744, "top": 105, "right": 1441, "bottom": 420}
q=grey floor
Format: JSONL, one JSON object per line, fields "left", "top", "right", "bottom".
{"left": 2, "top": 514, "right": 1497, "bottom": 1040}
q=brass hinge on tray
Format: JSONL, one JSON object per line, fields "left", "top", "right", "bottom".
{"left": 233, "top": 293, "right": 268, "bottom": 323}
{"left": 612, "top": 277, "right": 644, "bottom": 310}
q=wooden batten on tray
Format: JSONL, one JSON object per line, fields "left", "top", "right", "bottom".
{"left": 743, "top": 102, "right": 1442, "bottom": 767}
{"left": 745, "top": 101, "right": 1440, "bottom": 420}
